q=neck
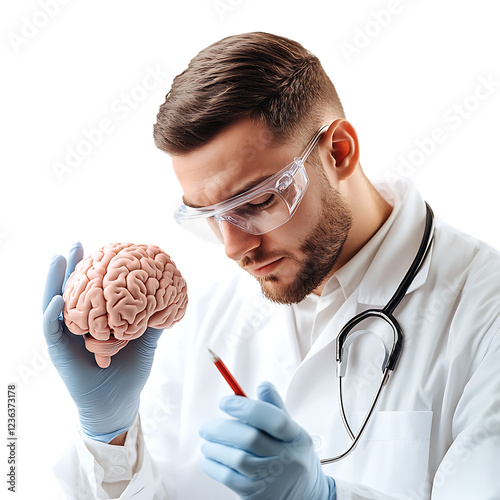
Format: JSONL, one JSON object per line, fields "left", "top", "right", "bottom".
{"left": 313, "top": 174, "right": 392, "bottom": 295}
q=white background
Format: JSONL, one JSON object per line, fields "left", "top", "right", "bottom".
{"left": 1, "top": 0, "right": 499, "bottom": 498}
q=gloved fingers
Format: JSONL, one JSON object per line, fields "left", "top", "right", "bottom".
{"left": 200, "top": 456, "right": 265, "bottom": 498}
{"left": 42, "top": 294, "right": 65, "bottom": 346}
{"left": 257, "top": 381, "right": 288, "bottom": 413}
{"left": 62, "top": 242, "right": 84, "bottom": 293}
{"left": 201, "top": 441, "right": 271, "bottom": 478}
{"left": 199, "top": 418, "right": 285, "bottom": 457}
{"left": 219, "top": 394, "right": 301, "bottom": 443}
{"left": 42, "top": 254, "right": 67, "bottom": 313}
{"left": 137, "top": 326, "right": 164, "bottom": 349}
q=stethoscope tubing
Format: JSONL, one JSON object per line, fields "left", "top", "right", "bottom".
{"left": 320, "top": 202, "right": 435, "bottom": 465}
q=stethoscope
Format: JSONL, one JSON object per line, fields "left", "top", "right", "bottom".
{"left": 320, "top": 202, "right": 435, "bottom": 465}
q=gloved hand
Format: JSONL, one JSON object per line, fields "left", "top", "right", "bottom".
{"left": 199, "top": 381, "right": 336, "bottom": 500}
{"left": 42, "top": 242, "right": 164, "bottom": 443}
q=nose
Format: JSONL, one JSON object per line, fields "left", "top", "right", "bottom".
{"left": 219, "top": 221, "right": 261, "bottom": 261}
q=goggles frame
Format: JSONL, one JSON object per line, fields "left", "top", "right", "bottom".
{"left": 174, "top": 123, "right": 331, "bottom": 241}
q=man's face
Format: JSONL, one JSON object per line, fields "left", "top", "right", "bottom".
{"left": 172, "top": 119, "right": 352, "bottom": 304}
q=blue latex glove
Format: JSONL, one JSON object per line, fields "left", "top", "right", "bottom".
{"left": 42, "top": 242, "right": 164, "bottom": 443}
{"left": 199, "top": 381, "right": 336, "bottom": 500}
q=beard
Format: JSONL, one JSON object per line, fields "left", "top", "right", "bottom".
{"left": 240, "top": 182, "right": 352, "bottom": 304}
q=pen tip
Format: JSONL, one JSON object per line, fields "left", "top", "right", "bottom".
{"left": 208, "top": 348, "right": 219, "bottom": 362}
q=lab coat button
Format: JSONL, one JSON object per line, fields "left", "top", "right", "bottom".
{"left": 311, "top": 434, "right": 322, "bottom": 449}
{"left": 110, "top": 465, "right": 126, "bottom": 475}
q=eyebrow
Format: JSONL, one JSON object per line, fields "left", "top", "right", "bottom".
{"left": 182, "top": 173, "right": 273, "bottom": 209}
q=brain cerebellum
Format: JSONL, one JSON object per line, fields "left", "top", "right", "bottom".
{"left": 63, "top": 243, "right": 188, "bottom": 368}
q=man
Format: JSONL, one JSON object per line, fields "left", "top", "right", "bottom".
{"left": 43, "top": 32, "right": 500, "bottom": 499}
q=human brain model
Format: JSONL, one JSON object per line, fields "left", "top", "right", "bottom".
{"left": 63, "top": 243, "right": 188, "bottom": 368}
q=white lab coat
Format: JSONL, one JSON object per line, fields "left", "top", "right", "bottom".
{"left": 55, "top": 178, "right": 500, "bottom": 500}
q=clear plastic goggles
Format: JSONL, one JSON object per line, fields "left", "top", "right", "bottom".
{"left": 174, "top": 123, "right": 330, "bottom": 243}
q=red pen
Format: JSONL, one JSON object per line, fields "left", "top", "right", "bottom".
{"left": 208, "top": 348, "right": 247, "bottom": 397}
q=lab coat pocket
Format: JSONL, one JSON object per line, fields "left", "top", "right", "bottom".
{"left": 352, "top": 411, "right": 433, "bottom": 497}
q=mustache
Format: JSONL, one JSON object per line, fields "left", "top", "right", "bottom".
{"left": 239, "top": 250, "right": 295, "bottom": 268}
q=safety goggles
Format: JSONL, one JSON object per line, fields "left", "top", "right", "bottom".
{"left": 174, "top": 123, "right": 330, "bottom": 243}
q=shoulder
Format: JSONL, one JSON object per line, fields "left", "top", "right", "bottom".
{"left": 430, "top": 217, "right": 500, "bottom": 337}
{"left": 155, "top": 269, "right": 262, "bottom": 367}
{"left": 187, "top": 269, "right": 261, "bottom": 312}
{"left": 171, "top": 268, "right": 264, "bottom": 340}
{"left": 432, "top": 217, "right": 500, "bottom": 284}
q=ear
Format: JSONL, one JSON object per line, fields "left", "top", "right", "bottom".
{"left": 319, "top": 119, "right": 360, "bottom": 182}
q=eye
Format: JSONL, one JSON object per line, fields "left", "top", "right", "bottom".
{"left": 248, "top": 194, "right": 275, "bottom": 209}
{"left": 232, "top": 194, "right": 277, "bottom": 216}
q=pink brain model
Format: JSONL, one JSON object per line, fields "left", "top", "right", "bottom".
{"left": 63, "top": 243, "right": 188, "bottom": 368}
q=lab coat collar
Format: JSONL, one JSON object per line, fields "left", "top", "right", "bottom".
{"left": 330, "top": 188, "right": 397, "bottom": 303}
{"left": 356, "top": 177, "right": 433, "bottom": 306}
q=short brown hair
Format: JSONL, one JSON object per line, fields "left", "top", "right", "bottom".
{"left": 153, "top": 32, "right": 345, "bottom": 155}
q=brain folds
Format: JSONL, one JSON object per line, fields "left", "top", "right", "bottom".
{"left": 62, "top": 243, "right": 188, "bottom": 367}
